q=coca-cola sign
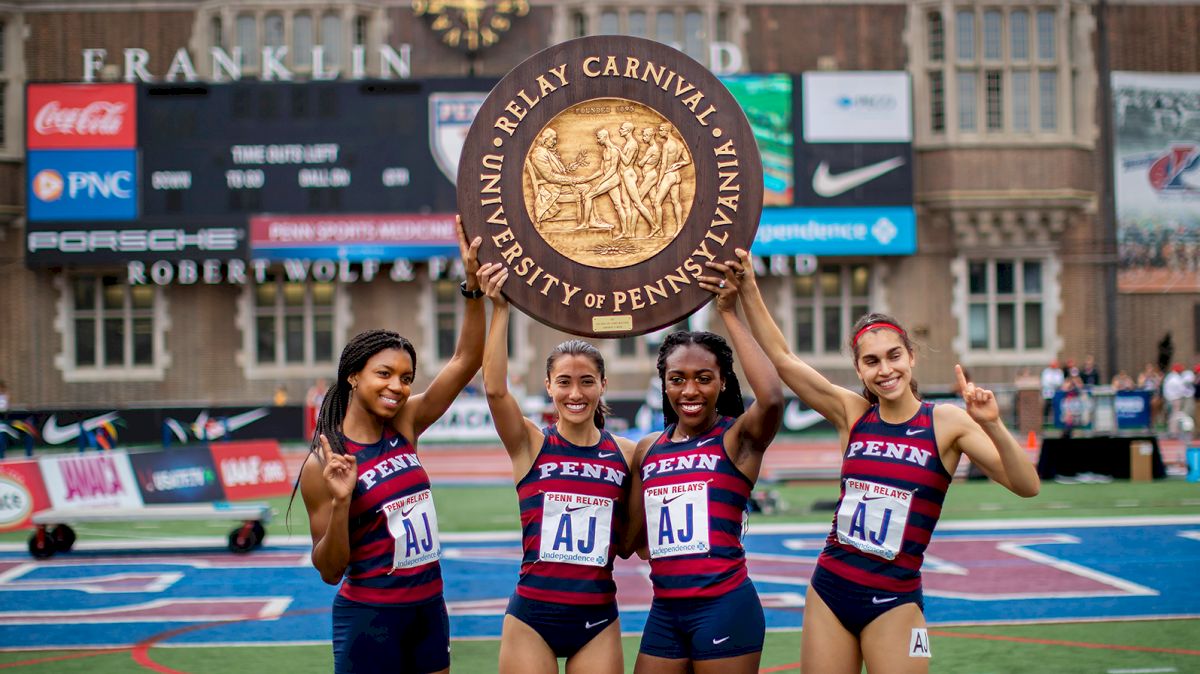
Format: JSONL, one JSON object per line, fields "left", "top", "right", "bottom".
{"left": 27, "top": 83, "right": 136, "bottom": 149}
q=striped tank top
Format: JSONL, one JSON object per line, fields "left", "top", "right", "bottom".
{"left": 641, "top": 416, "right": 752, "bottom": 599}
{"left": 337, "top": 427, "right": 443, "bottom": 606}
{"left": 817, "top": 401, "right": 953, "bottom": 594}
{"left": 515, "top": 426, "right": 630, "bottom": 605}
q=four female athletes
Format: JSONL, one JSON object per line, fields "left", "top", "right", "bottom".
{"left": 299, "top": 220, "right": 1040, "bottom": 673}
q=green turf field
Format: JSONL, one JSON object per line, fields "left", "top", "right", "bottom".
{"left": 3, "top": 619, "right": 1198, "bottom": 673}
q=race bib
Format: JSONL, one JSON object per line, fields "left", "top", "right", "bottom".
{"left": 539, "top": 491, "right": 613, "bottom": 566}
{"left": 836, "top": 478, "right": 912, "bottom": 560}
{"left": 383, "top": 489, "right": 441, "bottom": 570}
{"left": 645, "top": 481, "right": 710, "bottom": 558}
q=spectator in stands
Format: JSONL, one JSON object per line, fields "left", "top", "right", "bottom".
{"left": 294, "top": 217, "right": 484, "bottom": 674}
{"left": 273, "top": 385, "right": 289, "bottom": 406}
{"left": 1138, "top": 362, "right": 1164, "bottom": 427}
{"left": 1041, "top": 360, "right": 1064, "bottom": 425}
{"left": 1079, "top": 355, "right": 1101, "bottom": 388}
{"left": 1163, "top": 364, "right": 1191, "bottom": 436}
{"left": 1111, "top": 370, "right": 1136, "bottom": 391}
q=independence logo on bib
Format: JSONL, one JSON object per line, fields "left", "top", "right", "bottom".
{"left": 539, "top": 491, "right": 613, "bottom": 566}
{"left": 645, "top": 481, "right": 710, "bottom": 558}
{"left": 836, "top": 478, "right": 912, "bottom": 560}
{"left": 383, "top": 489, "right": 441, "bottom": 570}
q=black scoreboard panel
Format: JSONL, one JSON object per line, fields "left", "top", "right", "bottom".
{"left": 138, "top": 79, "right": 494, "bottom": 217}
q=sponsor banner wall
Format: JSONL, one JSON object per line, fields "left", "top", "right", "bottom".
{"left": 25, "top": 220, "right": 247, "bottom": 268}
{"left": 38, "top": 451, "right": 143, "bottom": 510}
{"left": 10, "top": 406, "right": 300, "bottom": 448}
{"left": 0, "top": 460, "right": 52, "bottom": 532}
{"left": 210, "top": 440, "right": 291, "bottom": 500}
{"left": 753, "top": 207, "right": 917, "bottom": 255}
{"left": 801, "top": 72, "right": 912, "bottom": 143}
{"left": 249, "top": 213, "right": 458, "bottom": 261}
{"left": 797, "top": 143, "right": 913, "bottom": 207}
{"left": 130, "top": 446, "right": 226, "bottom": 505}
{"left": 27, "top": 83, "right": 137, "bottom": 150}
{"left": 27, "top": 149, "right": 138, "bottom": 222}
{"left": 1112, "top": 72, "right": 1200, "bottom": 293}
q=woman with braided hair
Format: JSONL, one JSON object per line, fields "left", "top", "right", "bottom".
{"left": 296, "top": 217, "right": 485, "bottom": 674}
{"left": 724, "top": 247, "right": 1039, "bottom": 673}
{"left": 626, "top": 263, "right": 783, "bottom": 674}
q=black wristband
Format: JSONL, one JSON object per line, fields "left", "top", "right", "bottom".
{"left": 459, "top": 280, "right": 485, "bottom": 299}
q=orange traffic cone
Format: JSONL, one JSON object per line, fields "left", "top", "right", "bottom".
{"left": 1027, "top": 431, "right": 1038, "bottom": 449}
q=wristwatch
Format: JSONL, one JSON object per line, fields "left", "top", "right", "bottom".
{"left": 459, "top": 280, "right": 485, "bottom": 299}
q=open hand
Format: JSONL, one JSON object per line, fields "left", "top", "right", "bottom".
{"left": 477, "top": 262, "right": 509, "bottom": 306}
{"left": 698, "top": 259, "right": 742, "bottom": 312}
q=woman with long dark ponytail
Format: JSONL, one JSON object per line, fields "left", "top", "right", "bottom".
{"left": 626, "top": 264, "right": 784, "bottom": 674}
{"left": 728, "top": 248, "right": 1039, "bottom": 674}
{"left": 297, "top": 217, "right": 486, "bottom": 674}
{"left": 475, "top": 263, "right": 637, "bottom": 674}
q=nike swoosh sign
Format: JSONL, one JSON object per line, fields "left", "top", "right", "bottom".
{"left": 697, "top": 437, "right": 716, "bottom": 447}
{"left": 585, "top": 619, "right": 609, "bottom": 629}
{"left": 872, "top": 596, "right": 898, "bottom": 604}
{"left": 712, "top": 636, "right": 731, "bottom": 644}
{"left": 598, "top": 452, "right": 615, "bottom": 458}
{"left": 42, "top": 412, "right": 122, "bottom": 445}
{"left": 812, "top": 157, "right": 906, "bottom": 198}
{"left": 905, "top": 428, "right": 923, "bottom": 436}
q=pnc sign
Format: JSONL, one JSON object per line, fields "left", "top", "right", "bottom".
{"left": 458, "top": 36, "right": 762, "bottom": 338}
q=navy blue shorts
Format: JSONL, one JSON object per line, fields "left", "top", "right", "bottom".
{"left": 332, "top": 594, "right": 450, "bottom": 674}
{"left": 809, "top": 564, "right": 924, "bottom": 636}
{"left": 639, "top": 580, "right": 765, "bottom": 661}
{"left": 505, "top": 593, "right": 619, "bottom": 658}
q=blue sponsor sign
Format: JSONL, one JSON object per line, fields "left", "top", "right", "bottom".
{"left": 129, "top": 445, "right": 226, "bottom": 505}
{"left": 752, "top": 207, "right": 916, "bottom": 256}
{"left": 1114, "top": 390, "right": 1153, "bottom": 429}
{"left": 27, "top": 149, "right": 138, "bottom": 222}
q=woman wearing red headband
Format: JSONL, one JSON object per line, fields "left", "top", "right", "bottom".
{"left": 716, "top": 249, "right": 1040, "bottom": 674}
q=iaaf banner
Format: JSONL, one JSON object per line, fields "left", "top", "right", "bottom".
{"left": 210, "top": 440, "right": 292, "bottom": 500}
{"left": 0, "top": 460, "right": 52, "bottom": 532}
{"left": 26, "top": 83, "right": 137, "bottom": 150}
{"left": 250, "top": 213, "right": 459, "bottom": 261}
{"left": 38, "top": 451, "right": 143, "bottom": 511}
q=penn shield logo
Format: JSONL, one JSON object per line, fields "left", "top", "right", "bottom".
{"left": 429, "top": 92, "right": 488, "bottom": 186}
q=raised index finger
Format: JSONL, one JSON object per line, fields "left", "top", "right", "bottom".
{"left": 954, "top": 364, "right": 968, "bottom": 393}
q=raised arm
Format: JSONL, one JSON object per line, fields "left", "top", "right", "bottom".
{"left": 698, "top": 263, "right": 782, "bottom": 479}
{"left": 404, "top": 215, "right": 486, "bottom": 438}
{"left": 479, "top": 263, "right": 542, "bottom": 478}
{"left": 620, "top": 437, "right": 655, "bottom": 560}
{"left": 299, "top": 436, "right": 356, "bottom": 584}
{"left": 729, "top": 248, "right": 865, "bottom": 432}
{"left": 941, "top": 365, "right": 1041, "bottom": 497}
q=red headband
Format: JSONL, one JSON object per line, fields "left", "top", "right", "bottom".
{"left": 852, "top": 323, "right": 905, "bottom": 348}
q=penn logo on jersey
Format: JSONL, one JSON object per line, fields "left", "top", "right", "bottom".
{"left": 382, "top": 489, "right": 432, "bottom": 515}
{"left": 845, "top": 478, "right": 913, "bottom": 504}
{"left": 845, "top": 440, "right": 933, "bottom": 467}
{"left": 536, "top": 461, "right": 626, "bottom": 485}
{"left": 641, "top": 453, "right": 720, "bottom": 480}
{"left": 359, "top": 453, "right": 424, "bottom": 489}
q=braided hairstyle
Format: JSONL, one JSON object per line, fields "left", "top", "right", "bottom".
{"left": 655, "top": 331, "right": 746, "bottom": 426}
{"left": 313, "top": 329, "right": 417, "bottom": 457}
{"left": 849, "top": 312, "right": 920, "bottom": 405}
{"left": 287, "top": 329, "right": 416, "bottom": 527}
{"left": 546, "top": 339, "right": 611, "bottom": 429}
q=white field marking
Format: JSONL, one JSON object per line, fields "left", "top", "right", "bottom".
{"left": 1107, "top": 669, "right": 1178, "bottom": 673}
{"left": 0, "top": 563, "right": 37, "bottom": 585}
{"left": 0, "top": 571, "right": 182, "bottom": 594}
{"left": 1046, "top": 502, "right": 1073, "bottom": 509}
{"left": 1181, "top": 499, "right": 1200, "bottom": 506}
{"left": 1179, "top": 531, "right": 1200, "bottom": 542}
{"left": 0, "top": 597, "right": 292, "bottom": 625}
{"left": 1114, "top": 500, "right": 1142, "bottom": 508}
{"left": 978, "top": 503, "right": 1003, "bottom": 511}
{"left": 132, "top": 523, "right": 159, "bottom": 529}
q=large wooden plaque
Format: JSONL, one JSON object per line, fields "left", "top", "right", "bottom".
{"left": 458, "top": 36, "right": 762, "bottom": 337}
